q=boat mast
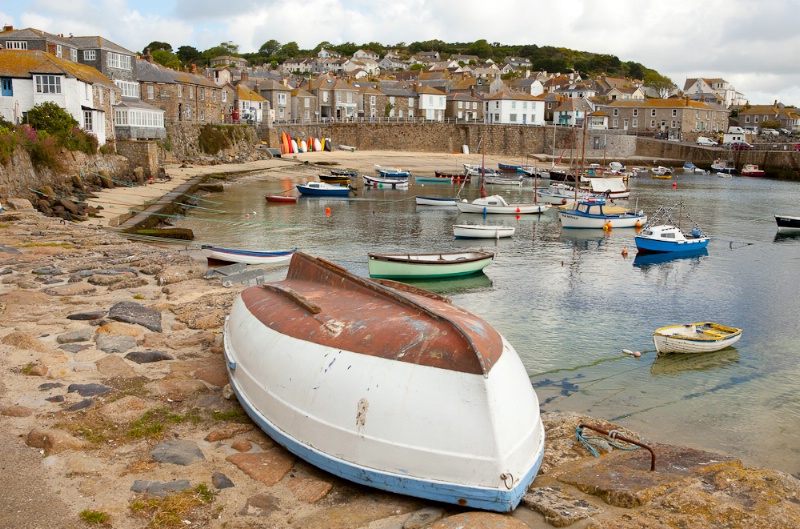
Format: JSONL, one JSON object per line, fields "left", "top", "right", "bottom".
{"left": 480, "top": 125, "right": 487, "bottom": 198}
{"left": 575, "top": 114, "right": 588, "bottom": 202}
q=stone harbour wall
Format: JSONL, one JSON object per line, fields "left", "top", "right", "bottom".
{"left": 115, "top": 140, "right": 160, "bottom": 179}
{"left": 165, "top": 122, "right": 261, "bottom": 162}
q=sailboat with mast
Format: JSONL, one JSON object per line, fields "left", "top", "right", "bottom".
{"left": 558, "top": 117, "right": 646, "bottom": 228}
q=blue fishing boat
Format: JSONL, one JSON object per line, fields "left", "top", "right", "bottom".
{"left": 375, "top": 164, "right": 411, "bottom": 178}
{"left": 296, "top": 182, "right": 351, "bottom": 196}
{"left": 635, "top": 203, "right": 709, "bottom": 254}
{"left": 498, "top": 162, "right": 522, "bottom": 172}
{"left": 202, "top": 245, "right": 296, "bottom": 265}
{"left": 558, "top": 198, "right": 646, "bottom": 229}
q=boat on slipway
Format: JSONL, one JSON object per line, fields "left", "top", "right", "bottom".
{"left": 457, "top": 194, "right": 548, "bottom": 214}
{"left": 367, "top": 250, "right": 494, "bottom": 279}
{"left": 653, "top": 322, "right": 743, "bottom": 354}
{"left": 202, "top": 245, "right": 296, "bottom": 266}
{"left": 559, "top": 198, "right": 646, "bottom": 229}
{"left": 223, "top": 252, "right": 545, "bottom": 511}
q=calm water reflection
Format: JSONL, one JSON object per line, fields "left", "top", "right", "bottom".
{"left": 176, "top": 169, "right": 800, "bottom": 475}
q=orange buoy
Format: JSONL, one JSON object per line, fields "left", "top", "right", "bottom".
{"left": 561, "top": 198, "right": 567, "bottom": 205}
{"left": 635, "top": 220, "right": 642, "bottom": 228}
{"left": 516, "top": 207, "right": 521, "bottom": 213}
{"left": 325, "top": 207, "right": 331, "bottom": 217}
{"left": 515, "top": 215, "right": 521, "bottom": 220}
{"left": 672, "top": 182, "right": 677, "bottom": 189}
{"left": 621, "top": 247, "right": 628, "bottom": 257}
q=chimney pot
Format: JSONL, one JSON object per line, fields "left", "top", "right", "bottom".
{"left": 2, "top": 25, "right": 13, "bottom": 32}
{"left": 191, "top": 63, "right": 197, "bottom": 74}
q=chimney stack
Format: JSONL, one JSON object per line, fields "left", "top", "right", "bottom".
{"left": 2, "top": 25, "right": 13, "bottom": 33}
{"left": 191, "top": 63, "right": 197, "bottom": 74}
{"left": 144, "top": 48, "right": 154, "bottom": 63}
{"left": 241, "top": 70, "right": 249, "bottom": 83}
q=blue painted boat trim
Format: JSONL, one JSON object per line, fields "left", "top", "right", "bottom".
{"left": 296, "top": 185, "right": 351, "bottom": 196}
{"left": 634, "top": 237, "right": 709, "bottom": 254}
{"left": 224, "top": 351, "right": 544, "bottom": 512}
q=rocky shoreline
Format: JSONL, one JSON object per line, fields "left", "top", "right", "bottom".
{"left": 1, "top": 157, "right": 799, "bottom": 529}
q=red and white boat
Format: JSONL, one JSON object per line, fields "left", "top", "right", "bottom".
{"left": 740, "top": 164, "right": 766, "bottom": 177}
{"left": 223, "top": 252, "right": 545, "bottom": 512}
{"left": 265, "top": 195, "right": 298, "bottom": 204}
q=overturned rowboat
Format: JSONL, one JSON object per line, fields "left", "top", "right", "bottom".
{"left": 223, "top": 252, "right": 545, "bottom": 511}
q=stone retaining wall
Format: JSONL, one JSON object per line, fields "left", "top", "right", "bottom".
{"left": 166, "top": 122, "right": 261, "bottom": 162}
{"left": 115, "top": 140, "right": 160, "bottom": 179}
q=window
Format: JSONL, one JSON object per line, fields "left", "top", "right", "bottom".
{"left": 650, "top": 109, "right": 656, "bottom": 117}
{"left": 305, "top": 98, "right": 310, "bottom": 108}
{"left": 178, "top": 85, "right": 183, "bottom": 99}
{"left": 754, "top": 116, "right": 759, "bottom": 123}
{"left": 277, "top": 93, "right": 287, "bottom": 105}
{"left": 613, "top": 108, "right": 618, "bottom": 116}
{"left": 336, "top": 93, "right": 342, "bottom": 103}
{"left": 473, "top": 102, "right": 477, "bottom": 109}
{"left": 56, "top": 45, "right": 62, "bottom": 57}
{"left": 633, "top": 109, "right": 638, "bottom": 117}
{"left": 458, "top": 111, "right": 463, "bottom": 119}
{"left": 213, "top": 90, "right": 217, "bottom": 103}
{"left": 510, "top": 113, "right": 517, "bottom": 122}
{"left": 672, "top": 109, "right": 677, "bottom": 117}
{"left": 70, "top": 48, "right": 77, "bottom": 62}
{"left": 458, "top": 101, "right": 463, "bottom": 109}
{"left": 650, "top": 119, "right": 656, "bottom": 127}
{"left": 147, "top": 85, "right": 154, "bottom": 99}
{"left": 428, "top": 95, "right": 433, "bottom": 105}
{"left": 744, "top": 116, "right": 750, "bottom": 123}
{"left": 305, "top": 110, "right": 310, "bottom": 119}
{"left": 35, "top": 75, "right": 61, "bottom": 94}
{"left": 200, "top": 109, "right": 205, "bottom": 121}
{"left": 671, "top": 120, "right": 677, "bottom": 128}
{"left": 114, "top": 81, "right": 139, "bottom": 98}
{"left": 512, "top": 101, "right": 516, "bottom": 109}
{"left": 370, "top": 96, "right": 376, "bottom": 106}
{"left": 5, "top": 41, "right": 27, "bottom": 50}
{"left": 83, "top": 111, "right": 93, "bottom": 132}
{"left": 632, "top": 118, "right": 638, "bottom": 128}
{"left": 107, "top": 52, "right": 132, "bottom": 70}
{"left": 189, "top": 86, "right": 194, "bottom": 99}
{"left": 389, "top": 96, "right": 395, "bottom": 104}
{"left": 279, "top": 107, "right": 284, "bottom": 118}
{"left": 523, "top": 101, "right": 527, "bottom": 109}
{"left": 2, "top": 78, "right": 13, "bottom": 96}
{"left": 200, "top": 88, "right": 204, "bottom": 101}
{"left": 323, "top": 92, "right": 329, "bottom": 103}
{"left": 399, "top": 110, "right": 404, "bottom": 118}
{"left": 83, "top": 50, "right": 96, "bottom": 61}
{"left": 612, "top": 118, "right": 618, "bottom": 127}
{"left": 346, "top": 92, "right": 352, "bottom": 103}
{"left": 222, "top": 90, "right": 226, "bottom": 102}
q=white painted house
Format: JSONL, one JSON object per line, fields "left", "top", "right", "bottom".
{"left": 483, "top": 91, "right": 545, "bottom": 126}
{"left": 0, "top": 48, "right": 117, "bottom": 145}
{"left": 417, "top": 85, "right": 446, "bottom": 121}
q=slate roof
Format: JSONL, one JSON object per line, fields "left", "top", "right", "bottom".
{"left": 0, "top": 27, "right": 74, "bottom": 48}
{"left": 604, "top": 99, "right": 715, "bottom": 110}
{"left": 484, "top": 90, "right": 541, "bottom": 102}
{"left": 67, "top": 36, "right": 135, "bottom": 55}
{"left": 136, "top": 58, "right": 217, "bottom": 88}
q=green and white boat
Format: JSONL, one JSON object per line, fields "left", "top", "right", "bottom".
{"left": 368, "top": 251, "right": 494, "bottom": 279}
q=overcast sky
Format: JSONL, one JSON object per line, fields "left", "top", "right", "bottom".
{"left": 3, "top": 0, "right": 799, "bottom": 106}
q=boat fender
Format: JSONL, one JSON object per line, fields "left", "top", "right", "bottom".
{"left": 691, "top": 228, "right": 702, "bottom": 238}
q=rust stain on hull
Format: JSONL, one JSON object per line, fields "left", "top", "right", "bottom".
{"left": 240, "top": 252, "right": 503, "bottom": 375}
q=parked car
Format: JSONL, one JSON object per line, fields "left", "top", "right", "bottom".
{"left": 794, "top": 143, "right": 800, "bottom": 152}
{"left": 696, "top": 136, "right": 717, "bottom": 146}
{"left": 779, "top": 128, "right": 792, "bottom": 135}
{"left": 762, "top": 129, "right": 779, "bottom": 137}
{"left": 730, "top": 141, "right": 753, "bottom": 150}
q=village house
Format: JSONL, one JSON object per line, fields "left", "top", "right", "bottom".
{"left": 506, "top": 77, "right": 545, "bottom": 96}
{"left": 449, "top": 54, "right": 479, "bottom": 64}
{"left": 344, "top": 58, "right": 380, "bottom": 77}
{"left": 683, "top": 77, "right": 747, "bottom": 108}
{"left": 378, "top": 55, "right": 406, "bottom": 71}
{"left": 257, "top": 78, "right": 294, "bottom": 122}
{"left": 316, "top": 48, "right": 340, "bottom": 59}
{"left": 553, "top": 81, "right": 596, "bottom": 100}
{"left": 353, "top": 83, "right": 387, "bottom": 120}
{"left": 483, "top": 91, "right": 545, "bottom": 126}
{"left": 552, "top": 97, "right": 594, "bottom": 127}
{"left": 416, "top": 84, "right": 446, "bottom": 121}
{"left": 0, "top": 26, "right": 78, "bottom": 62}
{"left": 210, "top": 55, "right": 248, "bottom": 69}
{"left": 738, "top": 104, "right": 800, "bottom": 132}
{"left": 305, "top": 74, "right": 359, "bottom": 121}
{"left": 504, "top": 56, "right": 532, "bottom": 69}
{"left": 290, "top": 86, "right": 317, "bottom": 123}
{"left": 598, "top": 97, "right": 728, "bottom": 136}
{"left": 445, "top": 92, "right": 483, "bottom": 122}
{"left": 282, "top": 57, "right": 313, "bottom": 74}
{"left": 379, "top": 85, "right": 416, "bottom": 119}
{"left": 541, "top": 93, "right": 563, "bottom": 123}
{"left": 353, "top": 49, "right": 380, "bottom": 61}
{"left": 234, "top": 82, "right": 266, "bottom": 124}
{"left": 136, "top": 56, "right": 222, "bottom": 125}
{"left": 0, "top": 48, "right": 118, "bottom": 145}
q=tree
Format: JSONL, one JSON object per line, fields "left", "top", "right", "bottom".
{"left": 152, "top": 49, "right": 181, "bottom": 69}
{"left": 409, "top": 63, "right": 426, "bottom": 71}
{"left": 26, "top": 101, "right": 78, "bottom": 138}
{"left": 761, "top": 119, "right": 781, "bottom": 130}
{"left": 259, "top": 39, "right": 281, "bottom": 57}
{"left": 143, "top": 41, "right": 172, "bottom": 54}
{"left": 281, "top": 41, "right": 300, "bottom": 58}
{"left": 177, "top": 45, "right": 202, "bottom": 65}
{"left": 644, "top": 71, "right": 676, "bottom": 98}
{"left": 467, "top": 39, "right": 493, "bottom": 59}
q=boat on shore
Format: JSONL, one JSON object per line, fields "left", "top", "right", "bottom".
{"left": 202, "top": 245, "right": 296, "bottom": 266}
{"left": 265, "top": 195, "right": 297, "bottom": 204}
{"left": 635, "top": 203, "right": 709, "bottom": 254}
{"left": 297, "top": 182, "right": 351, "bottom": 196}
{"left": 363, "top": 174, "right": 409, "bottom": 188}
{"left": 375, "top": 164, "right": 411, "bottom": 178}
{"left": 367, "top": 250, "right": 494, "bottom": 279}
{"left": 559, "top": 198, "right": 646, "bottom": 229}
{"left": 651, "top": 166, "right": 673, "bottom": 179}
{"left": 775, "top": 215, "right": 800, "bottom": 230}
{"left": 319, "top": 173, "right": 352, "bottom": 184}
{"left": 457, "top": 195, "right": 548, "bottom": 214}
{"left": 653, "top": 322, "right": 743, "bottom": 354}
{"left": 453, "top": 224, "right": 515, "bottom": 238}
{"left": 463, "top": 164, "right": 500, "bottom": 177}
{"left": 711, "top": 159, "right": 736, "bottom": 175}
{"left": 415, "top": 195, "right": 458, "bottom": 206}
{"left": 223, "top": 252, "right": 545, "bottom": 511}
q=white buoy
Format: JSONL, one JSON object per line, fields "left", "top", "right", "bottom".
{"left": 622, "top": 349, "right": 634, "bottom": 356}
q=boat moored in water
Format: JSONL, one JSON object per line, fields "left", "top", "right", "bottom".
{"left": 558, "top": 198, "right": 646, "bottom": 229}
{"left": 740, "top": 164, "right": 766, "bottom": 177}
{"left": 265, "top": 195, "right": 297, "bottom": 204}
{"left": 457, "top": 195, "right": 548, "bottom": 214}
{"left": 415, "top": 195, "right": 459, "bottom": 206}
{"left": 453, "top": 224, "right": 515, "bottom": 238}
{"left": 635, "top": 203, "right": 709, "bottom": 254}
{"left": 653, "top": 322, "right": 743, "bottom": 354}
{"left": 775, "top": 214, "right": 800, "bottom": 230}
{"left": 367, "top": 250, "right": 494, "bottom": 279}
{"left": 296, "top": 182, "right": 351, "bottom": 196}
{"left": 363, "top": 174, "right": 409, "bottom": 188}
{"left": 202, "top": 245, "right": 296, "bottom": 266}
{"left": 223, "top": 252, "right": 545, "bottom": 511}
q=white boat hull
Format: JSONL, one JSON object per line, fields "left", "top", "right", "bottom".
{"left": 453, "top": 225, "right": 515, "bottom": 238}
{"left": 559, "top": 211, "right": 646, "bottom": 228}
{"left": 415, "top": 196, "right": 458, "bottom": 206}
{"left": 457, "top": 200, "right": 547, "bottom": 215}
{"left": 205, "top": 247, "right": 295, "bottom": 265}
{"left": 224, "top": 298, "right": 544, "bottom": 511}
{"left": 653, "top": 323, "right": 743, "bottom": 354}
{"left": 368, "top": 252, "right": 494, "bottom": 278}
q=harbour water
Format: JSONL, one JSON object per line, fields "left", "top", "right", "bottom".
{"left": 175, "top": 168, "right": 800, "bottom": 477}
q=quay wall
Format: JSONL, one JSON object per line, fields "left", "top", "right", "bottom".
{"left": 269, "top": 123, "right": 800, "bottom": 180}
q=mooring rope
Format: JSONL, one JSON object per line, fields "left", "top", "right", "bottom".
{"left": 575, "top": 426, "right": 639, "bottom": 457}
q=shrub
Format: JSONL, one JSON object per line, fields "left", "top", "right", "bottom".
{"left": 198, "top": 125, "right": 231, "bottom": 155}
{"left": 24, "top": 130, "right": 64, "bottom": 171}
{"left": 0, "top": 126, "right": 19, "bottom": 166}
{"left": 26, "top": 101, "right": 78, "bottom": 139}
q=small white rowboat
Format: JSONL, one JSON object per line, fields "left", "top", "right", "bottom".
{"left": 223, "top": 252, "right": 545, "bottom": 511}
{"left": 453, "top": 224, "right": 515, "bottom": 239}
{"left": 653, "top": 322, "right": 743, "bottom": 354}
